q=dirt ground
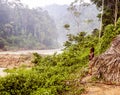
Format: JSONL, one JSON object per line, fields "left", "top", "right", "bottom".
{"left": 81, "top": 75, "right": 120, "bottom": 95}
{"left": 82, "top": 83, "right": 120, "bottom": 95}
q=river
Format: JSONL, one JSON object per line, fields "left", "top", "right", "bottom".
{"left": 0, "top": 49, "right": 63, "bottom": 55}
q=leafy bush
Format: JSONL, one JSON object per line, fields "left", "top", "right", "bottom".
{"left": 100, "top": 18, "right": 120, "bottom": 53}
{"left": 0, "top": 69, "right": 48, "bottom": 95}
{"left": 0, "top": 29, "right": 100, "bottom": 95}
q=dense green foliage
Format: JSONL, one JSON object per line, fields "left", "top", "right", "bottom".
{"left": 100, "top": 18, "right": 120, "bottom": 53}
{"left": 0, "top": 31, "right": 94, "bottom": 94}
{"left": 0, "top": 52, "right": 88, "bottom": 95}
{"left": 0, "top": 0, "right": 58, "bottom": 50}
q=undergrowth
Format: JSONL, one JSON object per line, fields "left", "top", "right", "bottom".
{"left": 0, "top": 47, "right": 89, "bottom": 95}
{"left": 1, "top": 18, "right": 120, "bottom": 95}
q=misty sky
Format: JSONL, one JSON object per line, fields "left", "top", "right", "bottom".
{"left": 21, "top": 0, "right": 91, "bottom": 8}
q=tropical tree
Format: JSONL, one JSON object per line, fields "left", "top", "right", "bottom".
{"left": 91, "top": 0, "right": 120, "bottom": 27}
{"left": 68, "top": 0, "right": 90, "bottom": 33}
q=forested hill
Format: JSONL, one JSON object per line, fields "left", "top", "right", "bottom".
{"left": 44, "top": 4, "right": 99, "bottom": 44}
{"left": 0, "top": 0, "right": 58, "bottom": 50}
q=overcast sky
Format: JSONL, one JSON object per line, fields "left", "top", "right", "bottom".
{"left": 21, "top": 0, "right": 91, "bottom": 8}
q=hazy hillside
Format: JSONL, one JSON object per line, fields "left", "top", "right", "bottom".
{"left": 44, "top": 4, "right": 99, "bottom": 44}
{"left": 0, "top": 0, "right": 100, "bottom": 49}
{"left": 0, "top": 1, "right": 58, "bottom": 50}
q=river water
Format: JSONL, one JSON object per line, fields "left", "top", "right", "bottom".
{"left": 0, "top": 49, "right": 62, "bottom": 55}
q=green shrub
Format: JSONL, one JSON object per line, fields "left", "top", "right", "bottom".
{"left": 0, "top": 70, "right": 45, "bottom": 95}
{"left": 100, "top": 18, "right": 120, "bottom": 53}
{"left": 0, "top": 28, "right": 98, "bottom": 95}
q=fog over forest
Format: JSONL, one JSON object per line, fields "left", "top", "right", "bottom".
{"left": 44, "top": 4, "right": 99, "bottom": 44}
{"left": 0, "top": 0, "right": 99, "bottom": 50}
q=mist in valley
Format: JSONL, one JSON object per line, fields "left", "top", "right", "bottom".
{"left": 0, "top": 0, "right": 99, "bottom": 51}
{"left": 44, "top": 4, "right": 99, "bottom": 45}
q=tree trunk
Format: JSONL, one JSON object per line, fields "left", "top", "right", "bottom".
{"left": 98, "top": 0, "right": 104, "bottom": 54}
{"left": 114, "top": 0, "right": 118, "bottom": 27}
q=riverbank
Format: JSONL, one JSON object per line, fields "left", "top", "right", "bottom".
{"left": 0, "top": 49, "right": 62, "bottom": 76}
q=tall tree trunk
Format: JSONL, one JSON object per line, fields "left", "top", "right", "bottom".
{"left": 114, "top": 0, "right": 118, "bottom": 27}
{"left": 99, "top": 0, "right": 104, "bottom": 39}
{"left": 98, "top": 0, "right": 104, "bottom": 54}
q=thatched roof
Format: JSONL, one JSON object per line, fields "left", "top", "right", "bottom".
{"left": 90, "top": 35, "right": 120, "bottom": 83}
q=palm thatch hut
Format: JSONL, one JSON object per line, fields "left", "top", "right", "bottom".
{"left": 90, "top": 35, "right": 120, "bottom": 83}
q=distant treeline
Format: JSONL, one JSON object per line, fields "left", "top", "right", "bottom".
{"left": 0, "top": 0, "right": 58, "bottom": 50}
